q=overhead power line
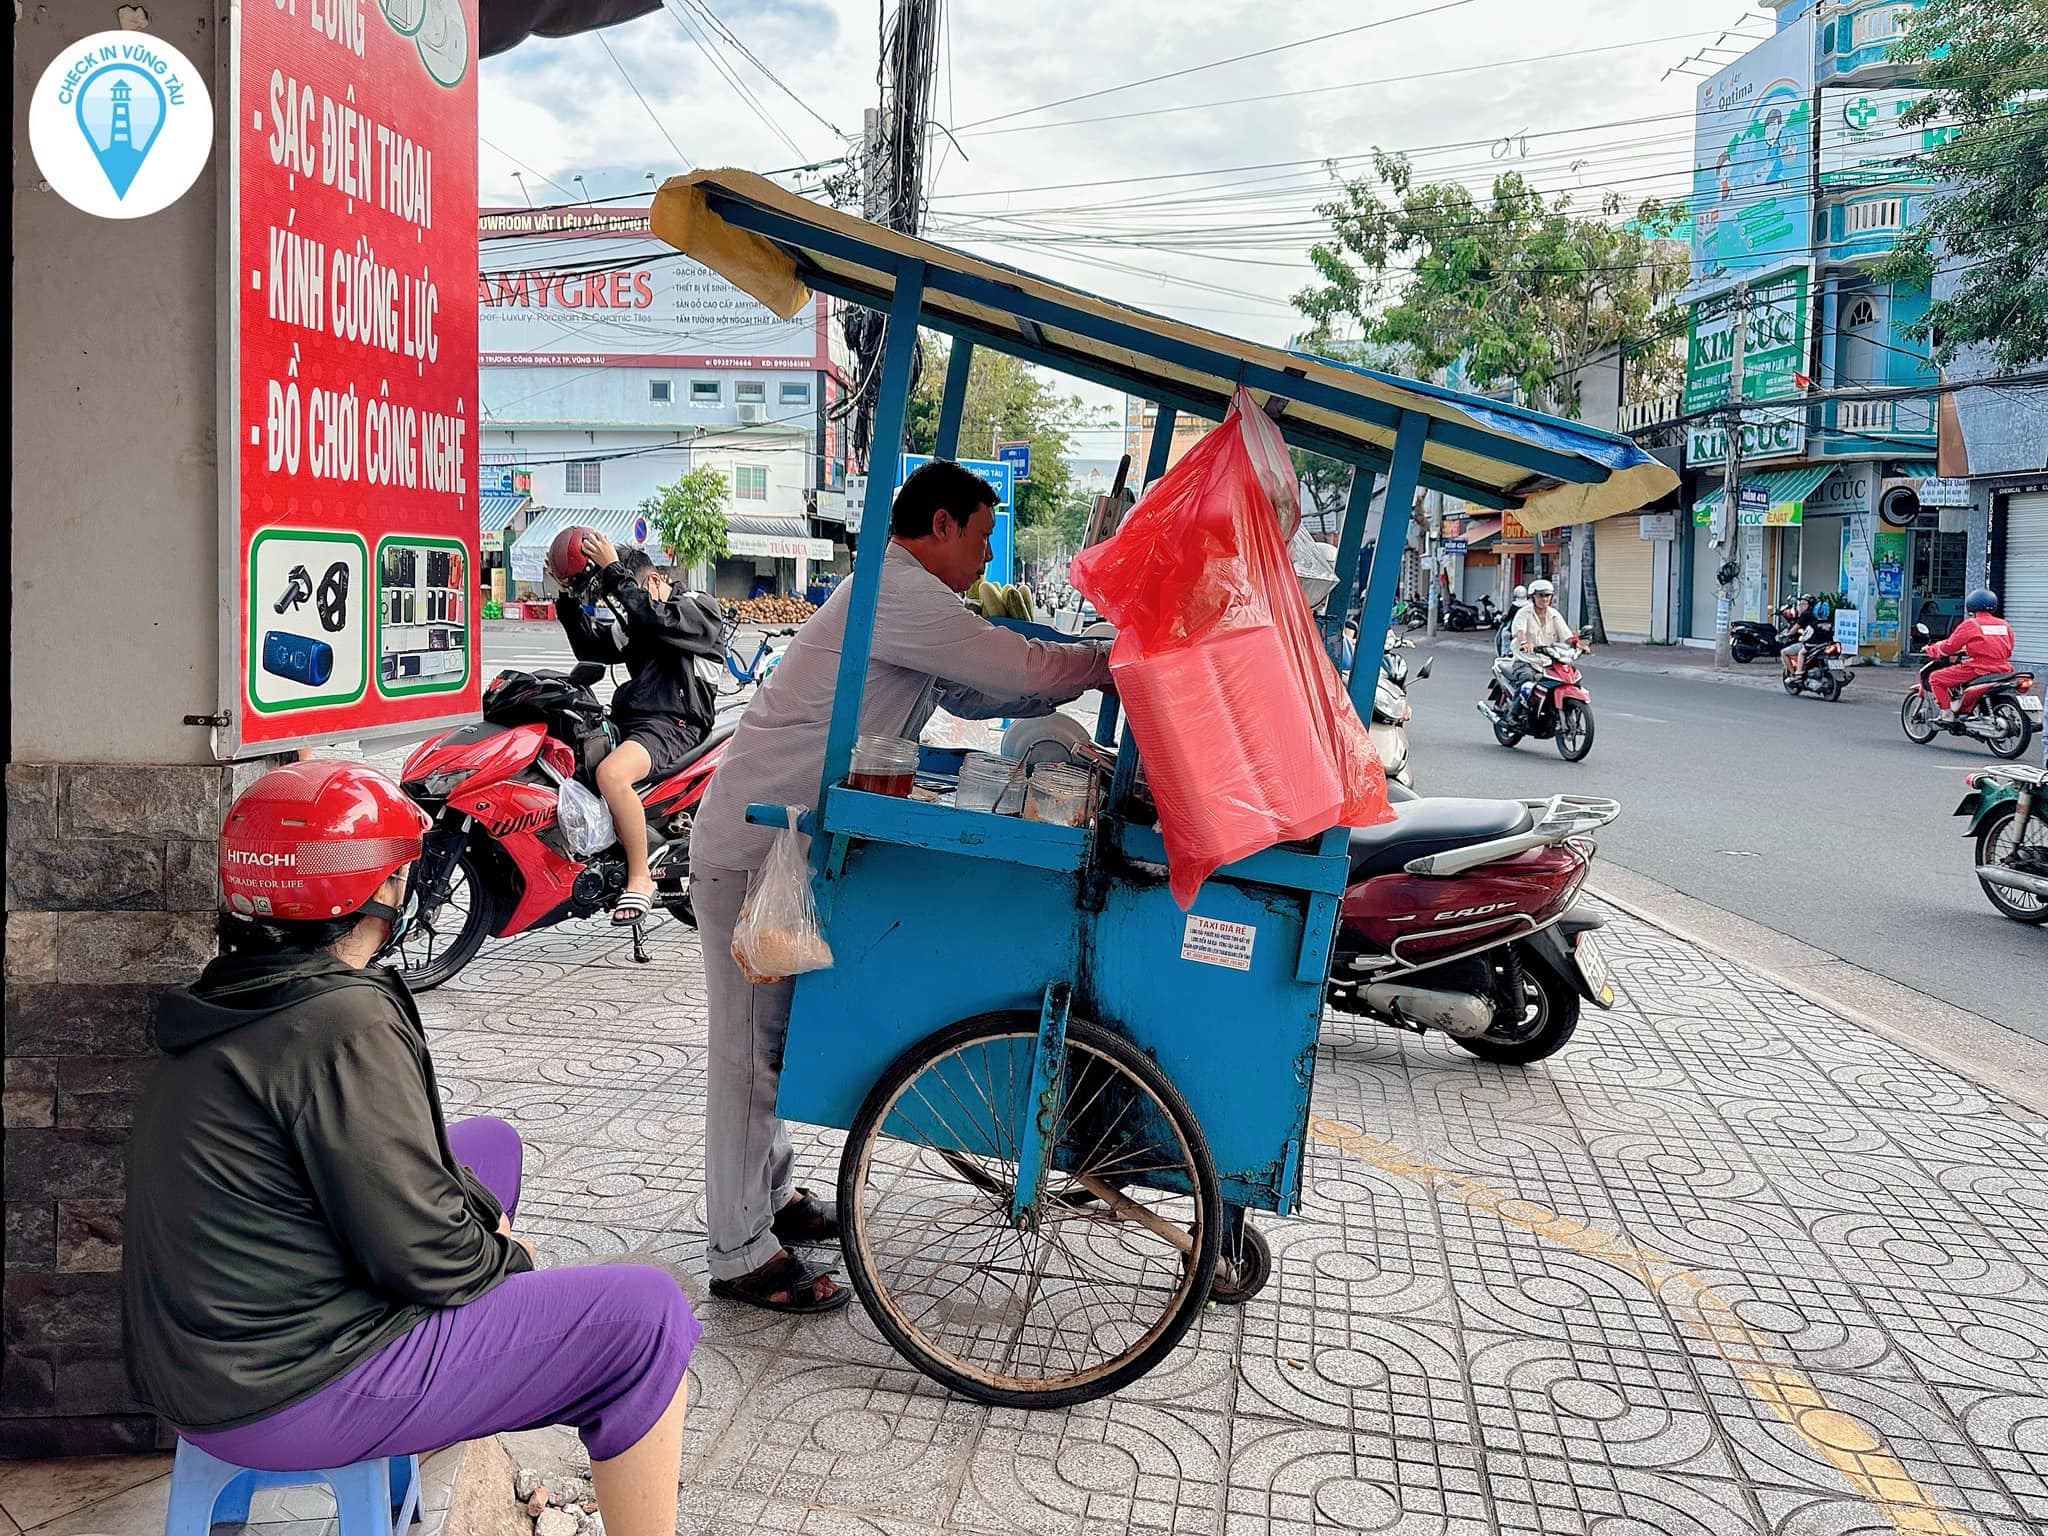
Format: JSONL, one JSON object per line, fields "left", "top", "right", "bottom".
{"left": 597, "top": 32, "right": 695, "bottom": 172}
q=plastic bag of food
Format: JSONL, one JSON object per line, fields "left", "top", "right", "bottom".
{"left": 1068, "top": 389, "right": 1392, "bottom": 907}
{"left": 542, "top": 761, "right": 616, "bottom": 857}
{"left": 731, "top": 807, "right": 834, "bottom": 982}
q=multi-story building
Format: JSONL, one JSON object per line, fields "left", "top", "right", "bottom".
{"left": 476, "top": 208, "right": 852, "bottom": 602}
{"left": 1660, "top": 0, "right": 2010, "bottom": 664}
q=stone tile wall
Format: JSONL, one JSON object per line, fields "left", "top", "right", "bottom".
{"left": 4, "top": 762, "right": 231, "bottom": 1457}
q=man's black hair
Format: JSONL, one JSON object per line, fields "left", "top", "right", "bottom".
{"left": 618, "top": 547, "right": 657, "bottom": 577}
{"left": 891, "top": 460, "right": 999, "bottom": 539}
{"left": 217, "top": 910, "right": 359, "bottom": 957}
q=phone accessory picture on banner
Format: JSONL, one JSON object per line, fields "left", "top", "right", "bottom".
{"left": 247, "top": 530, "right": 368, "bottom": 714}
{"left": 376, "top": 538, "right": 470, "bottom": 694}
{"left": 316, "top": 562, "right": 350, "bottom": 633}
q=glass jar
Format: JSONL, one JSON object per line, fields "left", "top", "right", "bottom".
{"left": 1024, "top": 762, "right": 1093, "bottom": 828}
{"left": 848, "top": 734, "right": 918, "bottom": 798}
{"left": 954, "top": 752, "right": 1014, "bottom": 814}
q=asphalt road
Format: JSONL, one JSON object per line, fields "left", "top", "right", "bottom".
{"left": 1395, "top": 638, "right": 2047, "bottom": 1043}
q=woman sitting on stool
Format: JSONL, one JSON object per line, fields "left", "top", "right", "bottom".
{"left": 122, "top": 762, "right": 697, "bottom": 1536}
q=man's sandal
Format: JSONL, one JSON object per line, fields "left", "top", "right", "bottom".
{"left": 708, "top": 1250, "right": 851, "bottom": 1314}
{"left": 611, "top": 889, "right": 653, "bottom": 926}
{"left": 772, "top": 1189, "right": 840, "bottom": 1245}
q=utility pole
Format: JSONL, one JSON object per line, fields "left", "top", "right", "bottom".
{"left": 1713, "top": 280, "right": 1749, "bottom": 672}
{"left": 1425, "top": 490, "right": 1441, "bottom": 639}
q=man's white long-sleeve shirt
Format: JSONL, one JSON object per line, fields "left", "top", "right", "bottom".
{"left": 691, "top": 542, "right": 1112, "bottom": 872}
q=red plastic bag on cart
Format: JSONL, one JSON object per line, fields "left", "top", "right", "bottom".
{"left": 1069, "top": 389, "right": 1392, "bottom": 908}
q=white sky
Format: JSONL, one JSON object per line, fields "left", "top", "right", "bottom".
{"left": 482, "top": 0, "right": 1778, "bottom": 409}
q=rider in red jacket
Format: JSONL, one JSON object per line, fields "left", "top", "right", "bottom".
{"left": 1926, "top": 589, "right": 2014, "bottom": 722}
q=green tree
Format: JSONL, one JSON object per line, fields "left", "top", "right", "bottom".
{"left": 1015, "top": 523, "right": 1068, "bottom": 573}
{"left": 903, "top": 336, "right": 1098, "bottom": 527}
{"left": 1872, "top": 0, "right": 2048, "bottom": 369}
{"left": 1293, "top": 153, "right": 1690, "bottom": 414}
{"left": 640, "top": 465, "right": 730, "bottom": 578}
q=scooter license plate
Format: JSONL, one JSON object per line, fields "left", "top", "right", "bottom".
{"left": 1573, "top": 930, "right": 1618, "bottom": 1009}
{"left": 2020, "top": 695, "right": 2043, "bottom": 715}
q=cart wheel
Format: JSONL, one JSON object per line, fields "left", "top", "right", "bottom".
{"left": 839, "top": 1011, "right": 1220, "bottom": 1410}
{"left": 1207, "top": 1223, "right": 1272, "bottom": 1306}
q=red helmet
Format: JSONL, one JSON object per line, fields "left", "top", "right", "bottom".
{"left": 546, "top": 525, "right": 599, "bottom": 585}
{"left": 219, "top": 761, "right": 431, "bottom": 921}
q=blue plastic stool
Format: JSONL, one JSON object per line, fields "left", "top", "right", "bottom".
{"left": 163, "top": 1439, "right": 419, "bottom": 1535}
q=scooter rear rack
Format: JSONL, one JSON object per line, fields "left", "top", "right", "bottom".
{"left": 1404, "top": 795, "right": 1621, "bottom": 878}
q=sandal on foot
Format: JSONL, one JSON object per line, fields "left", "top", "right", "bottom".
{"left": 708, "top": 1250, "right": 850, "bottom": 1314}
{"left": 772, "top": 1188, "right": 840, "bottom": 1245}
{"left": 611, "top": 889, "right": 654, "bottom": 926}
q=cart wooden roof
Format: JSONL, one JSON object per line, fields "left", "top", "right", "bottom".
{"left": 650, "top": 169, "right": 1677, "bottom": 532}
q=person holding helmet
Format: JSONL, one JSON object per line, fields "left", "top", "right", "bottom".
{"left": 549, "top": 528, "right": 724, "bottom": 925}
{"left": 121, "top": 763, "right": 696, "bottom": 1535}
{"left": 1504, "top": 579, "right": 1580, "bottom": 722}
{"left": 1925, "top": 590, "right": 2015, "bottom": 723}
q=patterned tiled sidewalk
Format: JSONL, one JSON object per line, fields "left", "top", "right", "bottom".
{"left": 397, "top": 902, "right": 2048, "bottom": 1536}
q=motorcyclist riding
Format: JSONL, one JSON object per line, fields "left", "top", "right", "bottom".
{"left": 1497, "top": 583, "right": 1529, "bottom": 658}
{"left": 1780, "top": 594, "right": 1834, "bottom": 685}
{"left": 1926, "top": 590, "right": 2016, "bottom": 724}
{"left": 1504, "top": 580, "right": 1578, "bottom": 724}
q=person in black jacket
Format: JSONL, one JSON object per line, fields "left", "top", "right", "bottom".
{"left": 123, "top": 762, "right": 696, "bottom": 1533}
{"left": 557, "top": 532, "right": 724, "bottom": 923}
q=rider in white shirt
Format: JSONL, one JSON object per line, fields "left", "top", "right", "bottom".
{"left": 1504, "top": 580, "right": 1578, "bottom": 722}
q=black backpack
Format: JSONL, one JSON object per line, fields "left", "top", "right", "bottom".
{"left": 482, "top": 670, "right": 613, "bottom": 780}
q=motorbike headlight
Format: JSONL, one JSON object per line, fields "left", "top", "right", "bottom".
{"left": 421, "top": 768, "right": 469, "bottom": 798}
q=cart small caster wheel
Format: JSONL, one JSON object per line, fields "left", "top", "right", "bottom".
{"left": 1208, "top": 1224, "right": 1271, "bottom": 1306}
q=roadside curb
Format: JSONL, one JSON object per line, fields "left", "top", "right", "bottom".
{"left": 1588, "top": 870, "right": 2048, "bottom": 1118}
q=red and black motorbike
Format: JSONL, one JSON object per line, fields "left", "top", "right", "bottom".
{"left": 388, "top": 663, "right": 729, "bottom": 989}
{"left": 1901, "top": 625, "right": 2039, "bottom": 761}
{"left": 1328, "top": 789, "right": 1620, "bottom": 1063}
{"left": 1481, "top": 642, "right": 1596, "bottom": 760}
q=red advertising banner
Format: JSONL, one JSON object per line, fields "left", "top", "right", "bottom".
{"left": 223, "top": 0, "right": 478, "bottom": 753}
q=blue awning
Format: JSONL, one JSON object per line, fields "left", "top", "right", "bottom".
{"left": 481, "top": 492, "right": 529, "bottom": 535}
{"left": 508, "top": 508, "right": 651, "bottom": 583}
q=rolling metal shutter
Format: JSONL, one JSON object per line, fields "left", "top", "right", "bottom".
{"left": 2002, "top": 492, "right": 2048, "bottom": 672}
{"left": 1593, "top": 520, "right": 1655, "bottom": 637}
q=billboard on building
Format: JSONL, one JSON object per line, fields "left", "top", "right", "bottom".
{"left": 1684, "top": 265, "right": 1813, "bottom": 467}
{"left": 1690, "top": 14, "right": 1815, "bottom": 288}
{"left": 222, "top": 0, "right": 480, "bottom": 754}
{"left": 478, "top": 208, "right": 829, "bottom": 368}
{"left": 1819, "top": 88, "right": 1957, "bottom": 188}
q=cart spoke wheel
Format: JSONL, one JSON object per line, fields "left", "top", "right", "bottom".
{"left": 840, "top": 1014, "right": 1219, "bottom": 1409}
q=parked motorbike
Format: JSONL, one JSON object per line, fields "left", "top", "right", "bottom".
{"left": 388, "top": 663, "right": 729, "bottom": 989}
{"left": 1475, "top": 595, "right": 1502, "bottom": 628}
{"left": 1901, "top": 626, "right": 2040, "bottom": 760}
{"left": 1328, "top": 792, "right": 1622, "bottom": 1062}
{"left": 1441, "top": 596, "right": 1482, "bottom": 632}
{"left": 1368, "top": 650, "right": 1432, "bottom": 789}
{"left": 1727, "top": 607, "right": 1796, "bottom": 665}
{"left": 1955, "top": 762, "right": 2048, "bottom": 924}
{"left": 1780, "top": 639, "right": 1855, "bottom": 702}
{"left": 1480, "top": 643, "right": 1596, "bottom": 761}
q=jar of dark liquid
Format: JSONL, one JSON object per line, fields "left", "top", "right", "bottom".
{"left": 847, "top": 734, "right": 919, "bottom": 797}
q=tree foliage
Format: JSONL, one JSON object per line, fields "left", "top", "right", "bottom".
{"left": 1292, "top": 152, "right": 1690, "bottom": 414}
{"left": 1873, "top": 0, "right": 2048, "bottom": 369}
{"left": 903, "top": 336, "right": 1103, "bottom": 527}
{"left": 641, "top": 466, "right": 730, "bottom": 578}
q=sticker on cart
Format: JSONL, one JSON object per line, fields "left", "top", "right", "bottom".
{"left": 1181, "top": 914, "right": 1256, "bottom": 971}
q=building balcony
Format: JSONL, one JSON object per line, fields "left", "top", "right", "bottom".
{"left": 1815, "top": 0, "right": 1925, "bottom": 86}
{"left": 1817, "top": 393, "right": 1935, "bottom": 455}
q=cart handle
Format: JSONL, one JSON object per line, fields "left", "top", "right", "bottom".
{"left": 745, "top": 803, "right": 817, "bottom": 835}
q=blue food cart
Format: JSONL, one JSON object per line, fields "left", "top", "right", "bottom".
{"left": 651, "top": 171, "right": 1672, "bottom": 1407}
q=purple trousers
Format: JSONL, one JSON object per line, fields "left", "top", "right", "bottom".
{"left": 186, "top": 1118, "right": 699, "bottom": 1468}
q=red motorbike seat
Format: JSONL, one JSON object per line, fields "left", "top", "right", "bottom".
{"left": 1345, "top": 798, "right": 1534, "bottom": 883}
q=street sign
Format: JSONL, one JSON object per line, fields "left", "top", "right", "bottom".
{"left": 900, "top": 455, "right": 1014, "bottom": 584}
{"left": 223, "top": 0, "right": 479, "bottom": 753}
{"left": 632, "top": 515, "right": 651, "bottom": 545}
{"left": 1440, "top": 537, "right": 1468, "bottom": 555}
{"left": 995, "top": 440, "right": 1032, "bottom": 482}
{"left": 1639, "top": 513, "right": 1676, "bottom": 541}
{"left": 1738, "top": 483, "right": 1770, "bottom": 511}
